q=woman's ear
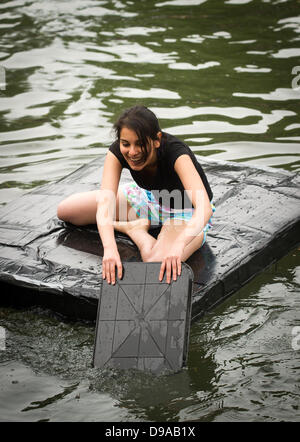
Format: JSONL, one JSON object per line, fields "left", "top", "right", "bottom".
{"left": 154, "top": 131, "right": 162, "bottom": 148}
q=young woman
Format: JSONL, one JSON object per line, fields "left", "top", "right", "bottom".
{"left": 57, "top": 106, "right": 215, "bottom": 285}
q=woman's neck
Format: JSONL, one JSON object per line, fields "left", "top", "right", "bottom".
{"left": 142, "top": 148, "right": 158, "bottom": 176}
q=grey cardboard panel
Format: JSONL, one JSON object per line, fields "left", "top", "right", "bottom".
{"left": 93, "top": 262, "right": 193, "bottom": 374}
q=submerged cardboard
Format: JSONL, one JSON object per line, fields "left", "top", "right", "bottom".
{"left": 93, "top": 262, "right": 193, "bottom": 374}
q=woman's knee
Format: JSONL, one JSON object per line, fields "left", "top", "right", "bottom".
{"left": 57, "top": 198, "right": 74, "bottom": 223}
{"left": 56, "top": 191, "right": 98, "bottom": 225}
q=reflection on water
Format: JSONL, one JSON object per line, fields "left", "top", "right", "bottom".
{"left": 0, "top": 0, "right": 299, "bottom": 422}
{"left": 0, "top": 0, "right": 300, "bottom": 204}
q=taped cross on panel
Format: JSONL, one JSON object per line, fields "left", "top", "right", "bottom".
{"left": 93, "top": 262, "right": 193, "bottom": 374}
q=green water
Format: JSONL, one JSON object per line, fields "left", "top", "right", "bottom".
{"left": 0, "top": 0, "right": 299, "bottom": 422}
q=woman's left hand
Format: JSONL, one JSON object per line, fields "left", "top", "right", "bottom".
{"left": 159, "top": 241, "right": 185, "bottom": 284}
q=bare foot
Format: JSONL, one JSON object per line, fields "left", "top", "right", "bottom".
{"left": 113, "top": 218, "right": 150, "bottom": 235}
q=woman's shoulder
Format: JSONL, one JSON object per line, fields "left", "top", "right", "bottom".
{"left": 158, "top": 132, "right": 198, "bottom": 175}
{"left": 161, "top": 131, "right": 188, "bottom": 148}
{"left": 109, "top": 139, "right": 119, "bottom": 152}
{"left": 160, "top": 132, "right": 192, "bottom": 161}
{"left": 108, "top": 139, "right": 128, "bottom": 168}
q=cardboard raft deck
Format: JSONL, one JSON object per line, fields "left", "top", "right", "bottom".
{"left": 0, "top": 155, "right": 299, "bottom": 322}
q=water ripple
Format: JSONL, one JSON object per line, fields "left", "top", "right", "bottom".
{"left": 0, "top": 0, "right": 298, "bottom": 205}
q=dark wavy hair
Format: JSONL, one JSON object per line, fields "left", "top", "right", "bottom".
{"left": 113, "top": 105, "right": 161, "bottom": 160}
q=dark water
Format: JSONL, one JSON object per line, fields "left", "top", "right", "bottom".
{"left": 0, "top": 0, "right": 299, "bottom": 422}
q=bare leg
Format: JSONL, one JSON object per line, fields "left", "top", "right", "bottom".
{"left": 57, "top": 190, "right": 98, "bottom": 225}
{"left": 56, "top": 188, "right": 141, "bottom": 225}
{"left": 57, "top": 189, "right": 157, "bottom": 258}
{"left": 113, "top": 191, "right": 156, "bottom": 259}
{"left": 57, "top": 190, "right": 205, "bottom": 262}
{"left": 114, "top": 217, "right": 205, "bottom": 263}
{"left": 143, "top": 219, "right": 205, "bottom": 263}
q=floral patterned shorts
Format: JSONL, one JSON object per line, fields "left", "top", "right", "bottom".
{"left": 120, "top": 182, "right": 215, "bottom": 246}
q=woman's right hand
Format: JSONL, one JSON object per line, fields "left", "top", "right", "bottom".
{"left": 102, "top": 246, "right": 123, "bottom": 285}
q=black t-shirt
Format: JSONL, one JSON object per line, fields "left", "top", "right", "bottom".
{"left": 109, "top": 132, "right": 213, "bottom": 207}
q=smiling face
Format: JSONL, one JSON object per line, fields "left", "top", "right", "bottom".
{"left": 119, "top": 127, "right": 161, "bottom": 171}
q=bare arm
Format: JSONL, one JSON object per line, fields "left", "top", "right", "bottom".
{"left": 174, "top": 154, "right": 213, "bottom": 247}
{"left": 158, "top": 154, "right": 213, "bottom": 284}
{"left": 97, "top": 151, "right": 122, "bottom": 284}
